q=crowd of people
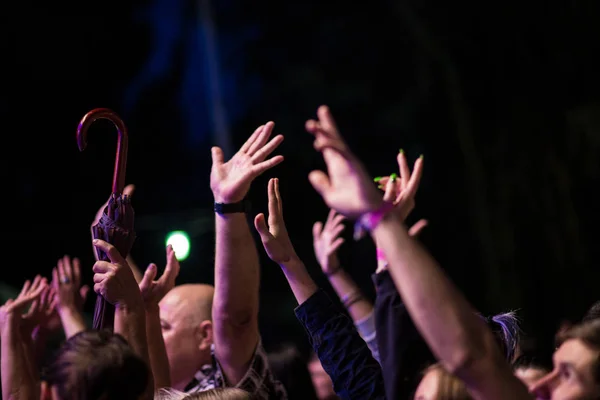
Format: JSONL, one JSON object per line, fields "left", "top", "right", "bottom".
{"left": 2, "top": 106, "right": 600, "bottom": 399}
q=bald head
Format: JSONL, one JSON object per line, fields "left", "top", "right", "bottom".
{"left": 160, "top": 284, "right": 215, "bottom": 325}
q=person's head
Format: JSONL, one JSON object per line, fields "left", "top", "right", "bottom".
{"left": 307, "top": 352, "right": 338, "bottom": 400}
{"left": 159, "top": 283, "right": 215, "bottom": 390}
{"left": 512, "top": 354, "right": 552, "bottom": 389}
{"left": 413, "top": 363, "right": 471, "bottom": 400}
{"left": 156, "top": 388, "right": 250, "bottom": 399}
{"left": 481, "top": 311, "right": 521, "bottom": 363}
{"left": 583, "top": 300, "right": 600, "bottom": 323}
{"left": 268, "top": 343, "right": 318, "bottom": 400}
{"left": 41, "top": 330, "right": 148, "bottom": 400}
{"left": 530, "top": 319, "right": 600, "bottom": 399}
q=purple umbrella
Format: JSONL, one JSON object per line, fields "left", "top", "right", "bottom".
{"left": 77, "top": 108, "right": 135, "bottom": 330}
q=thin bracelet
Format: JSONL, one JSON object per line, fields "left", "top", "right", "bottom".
{"left": 325, "top": 266, "right": 342, "bottom": 277}
{"left": 341, "top": 291, "right": 363, "bottom": 308}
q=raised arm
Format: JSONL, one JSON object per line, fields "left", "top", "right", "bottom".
{"left": 138, "top": 245, "right": 181, "bottom": 390}
{"left": 210, "top": 122, "right": 284, "bottom": 385}
{"left": 1, "top": 280, "right": 47, "bottom": 400}
{"left": 92, "top": 239, "right": 153, "bottom": 399}
{"left": 52, "top": 256, "right": 88, "bottom": 338}
{"left": 254, "top": 178, "right": 385, "bottom": 400}
{"left": 305, "top": 105, "right": 530, "bottom": 400}
{"left": 312, "top": 210, "right": 379, "bottom": 360}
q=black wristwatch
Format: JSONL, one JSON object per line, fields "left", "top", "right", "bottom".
{"left": 214, "top": 199, "right": 251, "bottom": 215}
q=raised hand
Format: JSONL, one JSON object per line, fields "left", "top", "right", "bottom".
{"left": 139, "top": 245, "right": 180, "bottom": 309}
{"left": 374, "top": 150, "right": 424, "bottom": 221}
{"left": 254, "top": 178, "right": 298, "bottom": 265}
{"left": 211, "top": 122, "right": 284, "bottom": 203}
{"left": 52, "top": 255, "right": 90, "bottom": 314}
{"left": 0, "top": 279, "right": 48, "bottom": 332}
{"left": 312, "top": 210, "right": 346, "bottom": 274}
{"left": 92, "top": 240, "right": 141, "bottom": 307}
{"left": 382, "top": 176, "right": 428, "bottom": 238}
{"left": 305, "top": 106, "right": 382, "bottom": 218}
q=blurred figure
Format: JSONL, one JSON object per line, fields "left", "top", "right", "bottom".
{"left": 307, "top": 352, "right": 339, "bottom": 400}
{"left": 268, "top": 344, "right": 318, "bottom": 400}
{"left": 413, "top": 363, "right": 471, "bottom": 400}
{"left": 42, "top": 330, "right": 148, "bottom": 400}
{"left": 512, "top": 355, "right": 551, "bottom": 388}
{"left": 156, "top": 387, "right": 250, "bottom": 399}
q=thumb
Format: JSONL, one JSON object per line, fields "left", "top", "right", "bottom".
{"left": 308, "top": 170, "right": 331, "bottom": 199}
{"left": 254, "top": 213, "right": 271, "bottom": 239}
{"left": 140, "top": 264, "right": 158, "bottom": 288}
{"left": 79, "top": 285, "right": 90, "bottom": 301}
{"left": 211, "top": 147, "right": 224, "bottom": 166}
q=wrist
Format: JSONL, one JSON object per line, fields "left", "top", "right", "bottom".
{"left": 144, "top": 302, "right": 160, "bottom": 314}
{"left": 354, "top": 201, "right": 395, "bottom": 240}
{"left": 57, "top": 305, "right": 80, "bottom": 318}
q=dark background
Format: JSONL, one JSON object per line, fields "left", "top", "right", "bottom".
{"left": 2, "top": 1, "right": 600, "bottom": 356}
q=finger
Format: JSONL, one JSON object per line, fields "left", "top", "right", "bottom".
{"left": 19, "top": 280, "right": 31, "bottom": 298}
{"left": 26, "top": 299, "right": 39, "bottom": 317}
{"left": 308, "top": 170, "right": 332, "bottom": 200}
{"left": 93, "top": 282, "right": 106, "bottom": 297}
{"left": 30, "top": 275, "right": 43, "bottom": 292}
{"left": 79, "top": 285, "right": 90, "bottom": 302}
{"left": 164, "top": 245, "right": 180, "bottom": 283}
{"left": 329, "top": 223, "right": 346, "bottom": 241}
{"left": 14, "top": 282, "right": 47, "bottom": 308}
{"left": 408, "top": 219, "right": 428, "bottom": 237}
{"left": 331, "top": 214, "right": 346, "bottom": 228}
{"left": 240, "top": 124, "right": 264, "bottom": 153}
{"left": 305, "top": 119, "right": 322, "bottom": 134}
{"left": 250, "top": 155, "right": 284, "bottom": 177}
{"left": 404, "top": 156, "right": 424, "bottom": 198}
{"left": 324, "top": 209, "right": 337, "bottom": 229}
{"left": 274, "top": 178, "right": 283, "bottom": 215}
{"left": 73, "top": 257, "right": 81, "bottom": 286}
{"left": 52, "top": 268, "right": 59, "bottom": 290}
{"left": 93, "top": 240, "right": 125, "bottom": 265}
{"left": 140, "top": 263, "right": 158, "bottom": 289}
{"left": 93, "top": 272, "right": 112, "bottom": 284}
{"left": 383, "top": 177, "right": 397, "bottom": 203}
{"left": 251, "top": 134, "right": 284, "bottom": 163}
{"left": 267, "top": 178, "right": 278, "bottom": 225}
{"left": 247, "top": 121, "right": 275, "bottom": 156}
{"left": 254, "top": 213, "right": 274, "bottom": 241}
{"left": 123, "top": 184, "right": 136, "bottom": 197}
{"left": 92, "top": 261, "right": 114, "bottom": 274}
{"left": 397, "top": 150, "right": 410, "bottom": 189}
{"left": 211, "top": 146, "right": 224, "bottom": 166}
{"left": 312, "top": 222, "right": 323, "bottom": 240}
{"left": 377, "top": 176, "right": 390, "bottom": 191}
{"left": 329, "top": 237, "right": 345, "bottom": 253}
{"left": 317, "top": 105, "right": 340, "bottom": 136}
{"left": 63, "top": 256, "right": 73, "bottom": 282}
{"left": 58, "top": 258, "right": 66, "bottom": 283}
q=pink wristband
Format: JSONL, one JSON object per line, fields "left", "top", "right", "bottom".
{"left": 353, "top": 201, "right": 394, "bottom": 240}
{"left": 376, "top": 248, "right": 387, "bottom": 261}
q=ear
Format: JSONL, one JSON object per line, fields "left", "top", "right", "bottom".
{"left": 196, "top": 320, "right": 213, "bottom": 352}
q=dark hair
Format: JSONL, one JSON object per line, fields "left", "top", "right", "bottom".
{"left": 267, "top": 343, "right": 318, "bottom": 400}
{"left": 556, "top": 319, "right": 600, "bottom": 384}
{"left": 583, "top": 301, "right": 600, "bottom": 323}
{"left": 43, "top": 330, "right": 148, "bottom": 400}
{"left": 479, "top": 311, "right": 521, "bottom": 362}
{"left": 512, "top": 354, "right": 552, "bottom": 373}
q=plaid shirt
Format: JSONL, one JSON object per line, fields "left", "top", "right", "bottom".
{"left": 184, "top": 342, "right": 287, "bottom": 399}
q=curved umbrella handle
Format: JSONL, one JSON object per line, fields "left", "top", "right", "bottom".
{"left": 77, "top": 108, "right": 129, "bottom": 195}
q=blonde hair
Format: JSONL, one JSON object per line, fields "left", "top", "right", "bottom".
{"left": 423, "top": 364, "right": 472, "bottom": 400}
{"left": 156, "top": 388, "right": 250, "bottom": 400}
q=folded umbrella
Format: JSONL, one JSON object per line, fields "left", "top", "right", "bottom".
{"left": 77, "top": 108, "right": 135, "bottom": 330}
